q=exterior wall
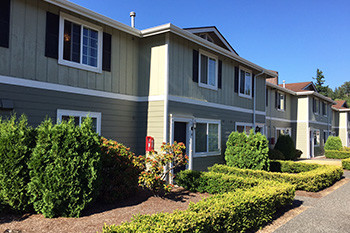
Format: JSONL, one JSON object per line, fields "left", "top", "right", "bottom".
{"left": 266, "top": 87, "right": 297, "bottom": 121}
{"left": 0, "top": 0, "right": 140, "bottom": 96}
{"left": 168, "top": 100, "right": 265, "bottom": 171}
{"left": 296, "top": 97, "right": 309, "bottom": 158}
{"left": 146, "top": 101, "right": 165, "bottom": 151}
{"left": 339, "top": 112, "right": 349, "bottom": 147}
{"left": 168, "top": 34, "right": 266, "bottom": 112}
{"left": 0, "top": 83, "right": 147, "bottom": 155}
{"left": 309, "top": 98, "right": 332, "bottom": 125}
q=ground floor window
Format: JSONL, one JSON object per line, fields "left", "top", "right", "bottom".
{"left": 194, "top": 119, "right": 220, "bottom": 156}
{"left": 312, "top": 129, "right": 320, "bottom": 147}
{"left": 323, "top": 130, "right": 331, "bottom": 144}
{"left": 236, "top": 123, "right": 252, "bottom": 135}
{"left": 57, "top": 109, "right": 101, "bottom": 134}
{"left": 276, "top": 128, "right": 292, "bottom": 139}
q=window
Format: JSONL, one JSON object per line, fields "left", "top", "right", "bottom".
{"left": 239, "top": 67, "right": 252, "bottom": 98}
{"left": 313, "top": 98, "right": 319, "bottom": 114}
{"left": 194, "top": 120, "right": 220, "bottom": 156}
{"left": 236, "top": 123, "right": 253, "bottom": 135}
{"left": 323, "top": 130, "right": 331, "bottom": 144}
{"left": 276, "top": 92, "right": 286, "bottom": 111}
{"left": 322, "top": 102, "right": 327, "bottom": 116}
{"left": 57, "top": 109, "right": 101, "bottom": 134}
{"left": 276, "top": 128, "right": 291, "bottom": 139}
{"left": 313, "top": 130, "right": 320, "bottom": 146}
{"left": 198, "top": 50, "right": 218, "bottom": 90}
{"left": 59, "top": 12, "right": 103, "bottom": 73}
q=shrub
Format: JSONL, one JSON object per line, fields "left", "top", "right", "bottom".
{"left": 102, "top": 183, "right": 295, "bottom": 233}
{"left": 27, "top": 117, "right": 102, "bottom": 218}
{"left": 325, "top": 150, "right": 350, "bottom": 159}
{"left": 138, "top": 142, "right": 188, "bottom": 195}
{"left": 324, "top": 136, "right": 343, "bottom": 151}
{"left": 225, "top": 130, "right": 269, "bottom": 171}
{"left": 342, "top": 158, "right": 350, "bottom": 170}
{"left": 343, "top": 147, "right": 350, "bottom": 152}
{"left": 274, "top": 135, "right": 297, "bottom": 160}
{"left": 210, "top": 162, "right": 343, "bottom": 192}
{"left": 0, "top": 115, "right": 36, "bottom": 212}
{"left": 99, "top": 138, "right": 144, "bottom": 203}
{"left": 268, "top": 149, "right": 285, "bottom": 160}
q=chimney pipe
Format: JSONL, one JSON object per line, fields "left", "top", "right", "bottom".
{"left": 130, "top": 11, "right": 136, "bottom": 28}
{"left": 283, "top": 80, "right": 286, "bottom": 88}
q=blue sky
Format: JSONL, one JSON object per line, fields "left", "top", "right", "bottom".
{"left": 70, "top": 0, "right": 350, "bottom": 89}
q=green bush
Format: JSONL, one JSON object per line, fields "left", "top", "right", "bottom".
{"left": 0, "top": 115, "right": 36, "bottom": 212}
{"left": 27, "top": 118, "right": 102, "bottom": 218}
{"left": 324, "top": 136, "right": 343, "bottom": 151}
{"left": 274, "top": 135, "right": 297, "bottom": 160}
{"left": 102, "top": 183, "right": 295, "bottom": 233}
{"left": 175, "top": 170, "right": 261, "bottom": 194}
{"left": 325, "top": 150, "right": 350, "bottom": 159}
{"left": 342, "top": 158, "right": 350, "bottom": 170}
{"left": 268, "top": 149, "right": 285, "bottom": 160}
{"left": 225, "top": 130, "right": 269, "bottom": 171}
{"left": 99, "top": 138, "right": 144, "bottom": 203}
{"left": 210, "top": 162, "right": 343, "bottom": 192}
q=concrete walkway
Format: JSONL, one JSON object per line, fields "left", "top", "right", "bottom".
{"left": 297, "top": 156, "right": 342, "bottom": 167}
{"left": 274, "top": 171, "right": 350, "bottom": 233}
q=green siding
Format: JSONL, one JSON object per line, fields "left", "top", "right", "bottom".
{"left": 266, "top": 86, "right": 297, "bottom": 121}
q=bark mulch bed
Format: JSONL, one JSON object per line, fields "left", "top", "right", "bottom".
{"left": 0, "top": 188, "right": 210, "bottom": 233}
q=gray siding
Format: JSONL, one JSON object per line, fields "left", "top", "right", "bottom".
{"left": 0, "top": 83, "right": 147, "bottom": 155}
{"left": 266, "top": 86, "right": 297, "bottom": 121}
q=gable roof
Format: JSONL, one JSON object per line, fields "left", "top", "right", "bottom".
{"left": 279, "top": 82, "right": 317, "bottom": 92}
{"left": 183, "top": 26, "right": 238, "bottom": 55}
{"left": 333, "top": 100, "right": 349, "bottom": 110}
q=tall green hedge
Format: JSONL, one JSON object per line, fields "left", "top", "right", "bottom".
{"left": 27, "top": 118, "right": 102, "bottom": 218}
{"left": 324, "top": 136, "right": 343, "bottom": 151}
{"left": 0, "top": 115, "right": 36, "bottom": 212}
{"left": 225, "top": 130, "right": 270, "bottom": 171}
{"left": 274, "top": 135, "right": 297, "bottom": 160}
{"left": 210, "top": 161, "right": 343, "bottom": 192}
{"left": 102, "top": 182, "right": 295, "bottom": 233}
{"left": 342, "top": 158, "right": 350, "bottom": 170}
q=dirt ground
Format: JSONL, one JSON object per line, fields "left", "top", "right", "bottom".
{"left": 0, "top": 188, "right": 210, "bottom": 233}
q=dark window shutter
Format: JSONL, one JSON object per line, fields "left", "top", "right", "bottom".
{"left": 275, "top": 91, "right": 278, "bottom": 108}
{"left": 218, "top": 60, "right": 222, "bottom": 89}
{"left": 234, "top": 66, "right": 239, "bottom": 93}
{"left": 284, "top": 94, "right": 287, "bottom": 110}
{"left": 266, "top": 88, "right": 268, "bottom": 107}
{"left": 252, "top": 73, "right": 255, "bottom": 97}
{"left": 192, "top": 49, "right": 199, "bottom": 83}
{"left": 313, "top": 98, "right": 316, "bottom": 112}
{"left": 0, "top": 0, "right": 11, "bottom": 48}
{"left": 45, "top": 12, "right": 59, "bottom": 59}
{"left": 102, "top": 32, "right": 112, "bottom": 72}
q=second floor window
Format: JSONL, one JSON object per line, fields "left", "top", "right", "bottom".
{"left": 239, "top": 68, "right": 252, "bottom": 98}
{"left": 199, "top": 51, "right": 218, "bottom": 89}
{"left": 59, "top": 13, "right": 103, "bottom": 73}
{"left": 276, "top": 92, "right": 286, "bottom": 111}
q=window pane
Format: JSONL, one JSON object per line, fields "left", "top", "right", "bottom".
{"left": 200, "top": 55, "right": 208, "bottom": 84}
{"left": 240, "top": 71, "right": 245, "bottom": 94}
{"left": 280, "top": 94, "right": 285, "bottom": 110}
{"left": 63, "top": 20, "right": 72, "bottom": 61}
{"left": 82, "top": 27, "right": 98, "bottom": 67}
{"left": 71, "top": 23, "right": 81, "bottom": 63}
{"left": 276, "top": 129, "right": 281, "bottom": 139}
{"left": 82, "top": 117, "right": 98, "bottom": 132}
{"left": 245, "top": 72, "right": 251, "bottom": 96}
{"left": 237, "top": 125, "right": 244, "bottom": 133}
{"left": 208, "top": 58, "right": 216, "bottom": 86}
{"left": 195, "top": 123, "right": 207, "bottom": 153}
{"left": 245, "top": 126, "right": 252, "bottom": 134}
{"left": 208, "top": 124, "right": 218, "bottom": 152}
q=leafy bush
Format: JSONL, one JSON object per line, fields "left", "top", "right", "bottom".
{"left": 324, "top": 136, "right": 343, "bottom": 151}
{"left": 268, "top": 149, "right": 285, "bottom": 160}
{"left": 175, "top": 170, "right": 261, "bottom": 194}
{"left": 342, "top": 158, "right": 350, "bottom": 170}
{"left": 225, "top": 130, "right": 269, "bottom": 171}
{"left": 99, "top": 138, "right": 144, "bottom": 203}
{"left": 27, "top": 118, "right": 102, "bottom": 218}
{"left": 210, "top": 162, "right": 343, "bottom": 192}
{"left": 0, "top": 115, "right": 36, "bottom": 212}
{"left": 274, "top": 135, "right": 297, "bottom": 160}
{"left": 325, "top": 150, "right": 350, "bottom": 159}
{"left": 138, "top": 142, "right": 188, "bottom": 195}
{"left": 343, "top": 147, "right": 350, "bottom": 152}
{"left": 102, "top": 183, "right": 295, "bottom": 233}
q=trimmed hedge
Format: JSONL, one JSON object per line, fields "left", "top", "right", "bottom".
{"left": 324, "top": 136, "right": 342, "bottom": 151}
{"left": 210, "top": 161, "right": 343, "bottom": 192}
{"left": 342, "top": 158, "right": 350, "bottom": 170}
{"left": 102, "top": 182, "right": 295, "bottom": 233}
{"left": 325, "top": 150, "right": 350, "bottom": 159}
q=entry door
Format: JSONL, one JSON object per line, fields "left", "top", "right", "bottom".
{"left": 173, "top": 122, "right": 187, "bottom": 174}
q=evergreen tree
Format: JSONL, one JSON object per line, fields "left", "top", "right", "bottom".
{"left": 312, "top": 69, "right": 329, "bottom": 96}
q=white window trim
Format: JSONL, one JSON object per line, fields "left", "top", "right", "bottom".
{"left": 59, "top": 12, "right": 103, "bottom": 73}
{"left": 238, "top": 66, "right": 253, "bottom": 99}
{"left": 193, "top": 118, "right": 221, "bottom": 157}
{"left": 235, "top": 122, "right": 253, "bottom": 133}
{"left": 198, "top": 49, "right": 219, "bottom": 91}
{"left": 57, "top": 109, "right": 102, "bottom": 135}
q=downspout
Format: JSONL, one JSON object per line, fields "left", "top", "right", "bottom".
{"left": 253, "top": 70, "right": 265, "bottom": 130}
